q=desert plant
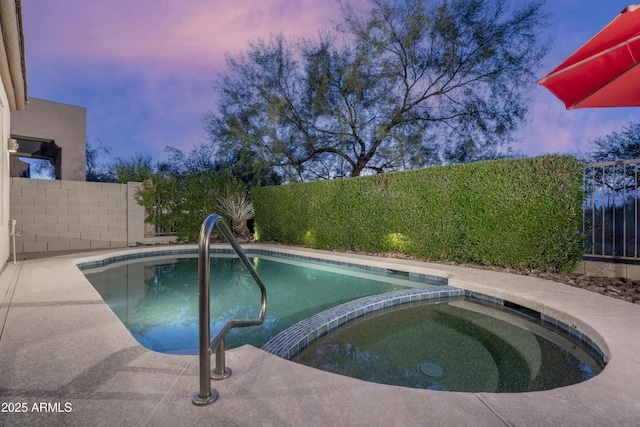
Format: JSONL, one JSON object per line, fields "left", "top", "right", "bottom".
{"left": 217, "top": 192, "right": 255, "bottom": 237}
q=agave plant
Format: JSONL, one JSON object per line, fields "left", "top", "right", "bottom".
{"left": 217, "top": 192, "right": 254, "bottom": 238}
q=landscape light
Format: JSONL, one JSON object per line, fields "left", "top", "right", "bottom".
{"left": 7, "top": 138, "right": 18, "bottom": 152}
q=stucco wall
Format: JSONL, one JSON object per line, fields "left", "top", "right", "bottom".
{"left": 10, "top": 98, "right": 86, "bottom": 181}
{"left": 9, "top": 178, "right": 147, "bottom": 253}
{"left": 0, "top": 84, "right": 11, "bottom": 264}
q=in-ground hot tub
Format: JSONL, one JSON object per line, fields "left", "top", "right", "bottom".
{"left": 266, "top": 290, "right": 606, "bottom": 392}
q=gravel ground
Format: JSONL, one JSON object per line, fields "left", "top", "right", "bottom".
{"left": 462, "top": 263, "right": 640, "bottom": 304}
{"left": 519, "top": 268, "right": 640, "bottom": 304}
{"left": 361, "top": 251, "right": 640, "bottom": 305}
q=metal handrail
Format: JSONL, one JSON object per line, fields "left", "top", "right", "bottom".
{"left": 192, "top": 214, "right": 267, "bottom": 406}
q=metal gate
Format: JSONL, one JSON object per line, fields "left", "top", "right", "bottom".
{"left": 584, "top": 159, "right": 640, "bottom": 260}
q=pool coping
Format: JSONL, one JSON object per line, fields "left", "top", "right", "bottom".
{"left": 1, "top": 243, "right": 640, "bottom": 426}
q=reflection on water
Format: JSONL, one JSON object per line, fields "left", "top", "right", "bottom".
{"left": 84, "top": 256, "right": 409, "bottom": 353}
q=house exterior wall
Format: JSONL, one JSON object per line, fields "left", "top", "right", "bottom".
{"left": 9, "top": 178, "right": 157, "bottom": 253}
{"left": 10, "top": 98, "right": 86, "bottom": 181}
{"left": 0, "top": 0, "right": 28, "bottom": 266}
{"left": 0, "top": 86, "right": 11, "bottom": 264}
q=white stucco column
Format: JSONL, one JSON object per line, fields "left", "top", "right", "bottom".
{"left": 1, "top": 89, "right": 11, "bottom": 265}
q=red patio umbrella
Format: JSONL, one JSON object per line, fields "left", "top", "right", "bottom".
{"left": 537, "top": 4, "right": 640, "bottom": 109}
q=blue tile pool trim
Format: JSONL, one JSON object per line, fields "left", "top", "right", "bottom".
{"left": 262, "top": 286, "right": 465, "bottom": 359}
{"left": 263, "top": 287, "right": 607, "bottom": 367}
{"left": 76, "top": 247, "right": 447, "bottom": 287}
{"left": 540, "top": 313, "right": 608, "bottom": 364}
{"left": 76, "top": 248, "right": 199, "bottom": 270}
{"left": 465, "top": 291, "right": 606, "bottom": 364}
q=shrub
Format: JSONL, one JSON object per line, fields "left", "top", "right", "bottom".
{"left": 136, "top": 171, "right": 246, "bottom": 242}
{"left": 253, "top": 155, "right": 584, "bottom": 272}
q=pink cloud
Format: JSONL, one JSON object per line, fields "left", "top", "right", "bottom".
{"left": 23, "top": 1, "right": 373, "bottom": 159}
{"left": 23, "top": 0, "right": 640, "bottom": 163}
{"left": 516, "top": 89, "right": 638, "bottom": 158}
{"left": 24, "top": 0, "right": 362, "bottom": 70}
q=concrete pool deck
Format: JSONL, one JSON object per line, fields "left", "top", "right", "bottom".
{"left": 0, "top": 244, "right": 639, "bottom": 426}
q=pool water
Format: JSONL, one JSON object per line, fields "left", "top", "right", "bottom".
{"left": 82, "top": 255, "right": 417, "bottom": 353}
{"left": 293, "top": 299, "right": 604, "bottom": 392}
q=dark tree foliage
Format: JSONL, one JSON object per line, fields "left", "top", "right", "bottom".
{"left": 206, "top": 0, "right": 549, "bottom": 181}
{"left": 86, "top": 141, "right": 156, "bottom": 183}
{"left": 216, "top": 147, "right": 283, "bottom": 187}
{"left": 585, "top": 123, "right": 640, "bottom": 213}
{"left": 159, "top": 144, "right": 282, "bottom": 188}
{"left": 160, "top": 144, "right": 219, "bottom": 175}
{"left": 589, "top": 122, "right": 640, "bottom": 162}
{"left": 86, "top": 140, "right": 113, "bottom": 182}
{"left": 109, "top": 154, "right": 155, "bottom": 183}
{"left": 29, "top": 159, "right": 56, "bottom": 179}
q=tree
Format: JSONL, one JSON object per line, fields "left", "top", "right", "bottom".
{"left": 206, "top": 0, "right": 549, "bottom": 181}
{"left": 585, "top": 122, "right": 640, "bottom": 208}
{"left": 216, "top": 147, "right": 283, "bottom": 187}
{"left": 159, "top": 144, "right": 218, "bottom": 175}
{"left": 30, "top": 159, "right": 56, "bottom": 179}
{"left": 159, "top": 143, "right": 282, "bottom": 187}
{"left": 86, "top": 140, "right": 112, "bottom": 182}
{"left": 87, "top": 142, "right": 158, "bottom": 183}
{"left": 109, "top": 154, "right": 155, "bottom": 183}
{"left": 589, "top": 122, "right": 640, "bottom": 162}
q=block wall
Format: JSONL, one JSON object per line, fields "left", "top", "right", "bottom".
{"left": 9, "top": 178, "right": 147, "bottom": 253}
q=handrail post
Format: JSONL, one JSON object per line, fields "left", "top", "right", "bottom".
{"left": 212, "top": 340, "right": 231, "bottom": 380}
{"left": 192, "top": 214, "right": 267, "bottom": 406}
{"left": 192, "top": 214, "right": 219, "bottom": 406}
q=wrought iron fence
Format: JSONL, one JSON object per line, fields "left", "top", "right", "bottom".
{"left": 155, "top": 221, "right": 176, "bottom": 236}
{"left": 583, "top": 159, "right": 640, "bottom": 260}
{"left": 149, "top": 203, "right": 177, "bottom": 237}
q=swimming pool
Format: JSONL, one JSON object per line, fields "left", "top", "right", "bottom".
{"left": 78, "top": 246, "right": 608, "bottom": 394}
{"left": 292, "top": 297, "right": 605, "bottom": 392}
{"left": 81, "top": 251, "right": 435, "bottom": 353}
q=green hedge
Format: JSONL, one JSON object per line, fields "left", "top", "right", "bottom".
{"left": 252, "top": 155, "right": 584, "bottom": 272}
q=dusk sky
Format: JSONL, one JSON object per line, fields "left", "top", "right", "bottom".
{"left": 20, "top": 0, "right": 640, "bottom": 167}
